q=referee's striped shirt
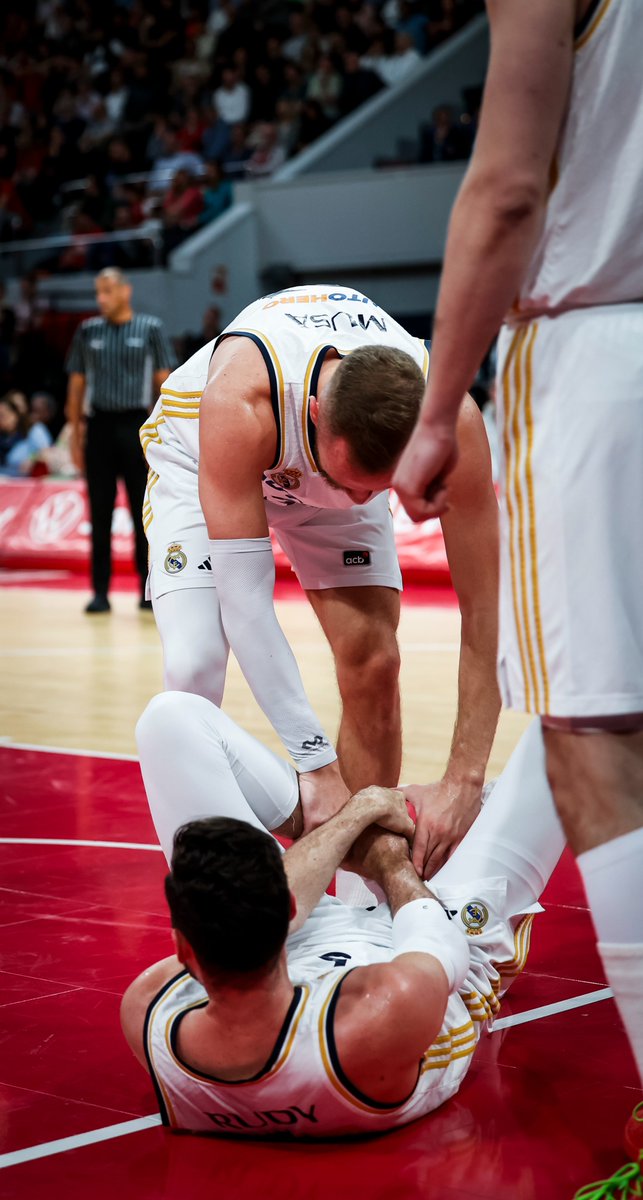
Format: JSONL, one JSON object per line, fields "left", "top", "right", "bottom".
{"left": 66, "top": 313, "right": 176, "bottom": 414}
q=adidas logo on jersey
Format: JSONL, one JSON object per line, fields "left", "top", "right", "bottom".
{"left": 198, "top": 556, "right": 212, "bottom": 571}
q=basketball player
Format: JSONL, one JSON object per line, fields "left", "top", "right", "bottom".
{"left": 393, "top": 0, "right": 643, "bottom": 1087}
{"left": 120, "top": 693, "right": 563, "bottom": 1136}
{"left": 141, "top": 284, "right": 500, "bottom": 879}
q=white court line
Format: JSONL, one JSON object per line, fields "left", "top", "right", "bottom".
{"left": 0, "top": 1115, "right": 163, "bottom": 1170}
{"left": 0, "top": 646, "right": 158, "bottom": 658}
{"left": 491, "top": 986, "right": 613, "bottom": 1031}
{"left": 0, "top": 838, "right": 161, "bottom": 852}
{"left": 0, "top": 987, "right": 614, "bottom": 1170}
{"left": 0, "top": 740, "right": 138, "bottom": 761}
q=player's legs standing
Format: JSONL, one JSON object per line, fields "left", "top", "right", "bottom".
{"left": 273, "top": 493, "right": 404, "bottom": 791}
{"left": 116, "top": 408, "right": 150, "bottom": 602}
{"left": 305, "top": 585, "right": 401, "bottom": 789}
{"left": 496, "top": 307, "right": 643, "bottom": 1083}
{"left": 85, "top": 412, "right": 118, "bottom": 603}
{"left": 152, "top": 587, "right": 230, "bottom": 706}
{"left": 143, "top": 450, "right": 231, "bottom": 703}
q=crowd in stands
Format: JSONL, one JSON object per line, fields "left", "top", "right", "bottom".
{"left": 0, "top": 0, "right": 484, "bottom": 266}
{"left": 0, "top": 387, "right": 60, "bottom": 476}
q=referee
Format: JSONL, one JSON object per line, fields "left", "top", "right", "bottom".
{"left": 66, "top": 268, "right": 176, "bottom": 613}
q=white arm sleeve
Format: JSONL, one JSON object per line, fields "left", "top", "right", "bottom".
{"left": 392, "top": 898, "right": 470, "bottom": 993}
{"left": 208, "top": 536, "right": 337, "bottom": 770}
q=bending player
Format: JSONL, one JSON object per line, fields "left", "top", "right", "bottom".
{"left": 141, "top": 283, "right": 500, "bottom": 881}
{"left": 121, "top": 693, "right": 564, "bottom": 1137}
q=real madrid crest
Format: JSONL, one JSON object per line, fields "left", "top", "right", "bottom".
{"left": 164, "top": 542, "right": 187, "bottom": 573}
{"left": 269, "top": 468, "right": 302, "bottom": 490}
{"left": 461, "top": 899, "right": 489, "bottom": 935}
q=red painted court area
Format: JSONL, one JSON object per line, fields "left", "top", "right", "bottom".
{"left": 0, "top": 745, "right": 639, "bottom": 1199}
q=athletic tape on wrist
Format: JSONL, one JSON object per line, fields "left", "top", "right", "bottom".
{"left": 392, "top": 898, "right": 470, "bottom": 992}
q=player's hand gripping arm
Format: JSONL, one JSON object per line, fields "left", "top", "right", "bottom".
{"left": 393, "top": 0, "right": 575, "bottom": 520}
{"left": 404, "top": 401, "right": 500, "bottom": 879}
{"left": 199, "top": 337, "right": 347, "bottom": 829}
{"left": 331, "top": 830, "right": 471, "bottom": 1103}
{"left": 284, "top": 786, "right": 415, "bottom": 933}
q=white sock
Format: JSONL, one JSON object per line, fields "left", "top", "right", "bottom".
{"left": 578, "top": 828, "right": 643, "bottom": 1086}
{"left": 597, "top": 943, "right": 643, "bottom": 1086}
{"left": 577, "top": 828, "right": 643, "bottom": 943}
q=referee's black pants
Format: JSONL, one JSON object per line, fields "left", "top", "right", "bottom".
{"left": 85, "top": 410, "right": 149, "bottom": 598}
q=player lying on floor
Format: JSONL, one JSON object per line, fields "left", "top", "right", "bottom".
{"left": 121, "top": 693, "right": 564, "bottom": 1137}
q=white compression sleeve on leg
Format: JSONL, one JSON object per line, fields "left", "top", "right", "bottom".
{"left": 209, "top": 537, "right": 337, "bottom": 770}
{"left": 392, "top": 899, "right": 470, "bottom": 993}
{"left": 136, "top": 692, "right": 299, "bottom": 863}
{"left": 431, "top": 720, "right": 565, "bottom": 917}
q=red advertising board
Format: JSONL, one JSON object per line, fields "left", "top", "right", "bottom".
{"left": 0, "top": 479, "right": 451, "bottom": 584}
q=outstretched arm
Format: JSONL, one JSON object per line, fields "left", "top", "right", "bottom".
{"left": 393, "top": 0, "right": 575, "bottom": 520}
{"left": 199, "top": 336, "right": 348, "bottom": 829}
{"left": 404, "top": 400, "right": 501, "bottom": 879}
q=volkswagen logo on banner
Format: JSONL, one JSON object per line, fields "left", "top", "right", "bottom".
{"left": 30, "top": 491, "right": 85, "bottom": 545}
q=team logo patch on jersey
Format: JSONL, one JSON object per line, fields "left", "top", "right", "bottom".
{"left": 461, "top": 900, "right": 489, "bottom": 935}
{"left": 343, "top": 550, "right": 371, "bottom": 567}
{"left": 164, "top": 543, "right": 187, "bottom": 574}
{"left": 269, "top": 468, "right": 302, "bottom": 490}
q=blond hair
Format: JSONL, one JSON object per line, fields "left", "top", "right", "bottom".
{"left": 324, "top": 345, "right": 425, "bottom": 473}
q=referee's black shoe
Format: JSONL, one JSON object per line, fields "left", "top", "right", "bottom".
{"left": 85, "top": 594, "right": 111, "bottom": 614}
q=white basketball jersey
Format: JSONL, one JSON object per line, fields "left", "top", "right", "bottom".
{"left": 515, "top": 0, "right": 643, "bottom": 318}
{"left": 142, "top": 286, "right": 429, "bottom": 510}
{"left": 144, "top": 885, "right": 534, "bottom": 1138}
{"left": 145, "top": 968, "right": 477, "bottom": 1138}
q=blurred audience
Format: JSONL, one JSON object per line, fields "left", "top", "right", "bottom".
{"left": 0, "top": 391, "right": 52, "bottom": 476}
{"left": 0, "top": 0, "right": 483, "bottom": 271}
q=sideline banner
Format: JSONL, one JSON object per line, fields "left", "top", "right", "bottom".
{"left": 0, "top": 479, "right": 451, "bottom": 584}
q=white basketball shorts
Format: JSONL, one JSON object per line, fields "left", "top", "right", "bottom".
{"left": 143, "top": 443, "right": 402, "bottom": 599}
{"left": 496, "top": 303, "right": 643, "bottom": 724}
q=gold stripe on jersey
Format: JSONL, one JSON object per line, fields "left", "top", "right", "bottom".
{"left": 140, "top": 416, "right": 165, "bottom": 454}
{"left": 512, "top": 327, "right": 542, "bottom": 711}
{"left": 145, "top": 975, "right": 188, "bottom": 1127}
{"left": 496, "top": 913, "right": 535, "bottom": 981}
{"left": 505, "top": 325, "right": 550, "bottom": 712}
{"left": 521, "top": 328, "right": 550, "bottom": 712}
{"left": 143, "top": 472, "right": 159, "bottom": 533}
{"left": 415, "top": 339, "right": 430, "bottom": 381}
{"left": 164, "top": 984, "right": 310, "bottom": 1085}
{"left": 143, "top": 470, "right": 159, "bottom": 518}
{"left": 318, "top": 974, "right": 410, "bottom": 1113}
{"left": 160, "top": 388, "right": 203, "bottom": 400}
{"left": 461, "top": 912, "right": 536, "bottom": 1026}
{"left": 421, "top": 1021, "right": 477, "bottom": 1073}
{"left": 228, "top": 327, "right": 287, "bottom": 470}
{"left": 302, "top": 345, "right": 332, "bottom": 472}
{"left": 462, "top": 987, "right": 501, "bottom": 1022}
{"left": 501, "top": 328, "right": 532, "bottom": 709}
{"left": 575, "top": 0, "right": 613, "bottom": 50}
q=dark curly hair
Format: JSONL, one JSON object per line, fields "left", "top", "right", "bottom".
{"left": 165, "top": 817, "right": 291, "bottom": 977}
